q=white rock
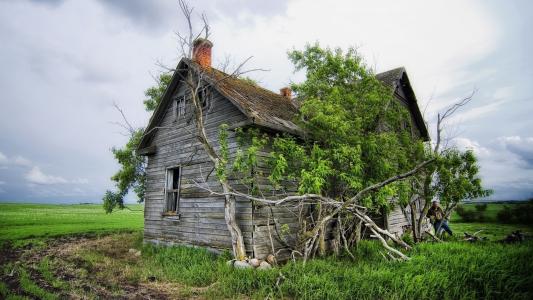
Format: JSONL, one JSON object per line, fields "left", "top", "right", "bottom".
{"left": 257, "top": 261, "right": 272, "bottom": 270}
{"left": 134, "top": 251, "right": 142, "bottom": 257}
{"left": 128, "top": 248, "right": 136, "bottom": 254}
{"left": 249, "top": 258, "right": 260, "bottom": 268}
{"left": 233, "top": 260, "right": 253, "bottom": 269}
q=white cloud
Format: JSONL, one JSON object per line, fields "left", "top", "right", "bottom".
{"left": 208, "top": 0, "right": 500, "bottom": 98}
{"left": 1, "top": 0, "right": 531, "bottom": 202}
{"left": 495, "top": 136, "right": 533, "bottom": 167}
{"left": 0, "top": 152, "right": 7, "bottom": 164}
{"left": 26, "top": 166, "right": 68, "bottom": 185}
{"left": 72, "top": 178, "right": 89, "bottom": 184}
{"left": 447, "top": 99, "right": 507, "bottom": 125}
{"left": 24, "top": 166, "right": 90, "bottom": 186}
{"left": 0, "top": 152, "right": 32, "bottom": 167}
{"left": 454, "top": 135, "right": 533, "bottom": 200}
{"left": 454, "top": 137, "right": 490, "bottom": 157}
{"left": 13, "top": 155, "right": 32, "bottom": 167}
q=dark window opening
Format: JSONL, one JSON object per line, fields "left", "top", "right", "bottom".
{"left": 165, "top": 166, "right": 181, "bottom": 216}
{"left": 198, "top": 88, "right": 211, "bottom": 111}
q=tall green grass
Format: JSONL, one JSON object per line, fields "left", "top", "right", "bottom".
{"left": 140, "top": 240, "right": 533, "bottom": 299}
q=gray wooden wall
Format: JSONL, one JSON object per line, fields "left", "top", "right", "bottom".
{"left": 142, "top": 78, "right": 417, "bottom": 259}
{"left": 386, "top": 205, "right": 410, "bottom": 237}
{"left": 143, "top": 81, "right": 255, "bottom": 254}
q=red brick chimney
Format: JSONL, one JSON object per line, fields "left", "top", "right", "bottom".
{"left": 280, "top": 87, "right": 292, "bottom": 99}
{"left": 192, "top": 38, "right": 213, "bottom": 69}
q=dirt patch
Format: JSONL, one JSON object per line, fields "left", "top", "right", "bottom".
{"left": 1, "top": 233, "right": 205, "bottom": 299}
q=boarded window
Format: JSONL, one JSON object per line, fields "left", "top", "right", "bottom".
{"left": 165, "top": 166, "right": 182, "bottom": 215}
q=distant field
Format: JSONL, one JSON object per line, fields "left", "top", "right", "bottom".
{"left": 0, "top": 203, "right": 143, "bottom": 246}
{"left": 450, "top": 203, "right": 532, "bottom": 240}
{"left": 450, "top": 203, "right": 505, "bottom": 222}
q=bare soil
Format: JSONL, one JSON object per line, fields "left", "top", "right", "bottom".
{"left": 1, "top": 234, "right": 206, "bottom": 299}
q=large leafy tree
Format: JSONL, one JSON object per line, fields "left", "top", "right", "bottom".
{"left": 237, "top": 44, "right": 426, "bottom": 213}
{"left": 218, "top": 44, "right": 490, "bottom": 259}
{"left": 103, "top": 73, "right": 171, "bottom": 213}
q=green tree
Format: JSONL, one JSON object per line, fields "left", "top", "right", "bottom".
{"left": 269, "top": 44, "right": 425, "bottom": 211}
{"left": 103, "top": 73, "right": 171, "bottom": 213}
{"left": 221, "top": 44, "right": 490, "bottom": 257}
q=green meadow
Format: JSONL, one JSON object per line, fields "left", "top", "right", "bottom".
{"left": 1, "top": 202, "right": 532, "bottom": 299}
{"left": 0, "top": 203, "right": 143, "bottom": 247}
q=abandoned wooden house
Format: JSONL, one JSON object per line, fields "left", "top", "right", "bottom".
{"left": 138, "top": 39, "right": 429, "bottom": 259}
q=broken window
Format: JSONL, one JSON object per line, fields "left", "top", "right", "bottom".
{"left": 165, "top": 166, "right": 182, "bottom": 216}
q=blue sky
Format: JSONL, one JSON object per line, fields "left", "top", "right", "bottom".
{"left": 0, "top": 0, "right": 532, "bottom": 203}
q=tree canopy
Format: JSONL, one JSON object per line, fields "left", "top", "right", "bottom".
{"left": 225, "top": 44, "right": 426, "bottom": 213}
{"left": 103, "top": 73, "right": 171, "bottom": 213}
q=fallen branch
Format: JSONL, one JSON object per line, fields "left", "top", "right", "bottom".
{"left": 370, "top": 228, "right": 410, "bottom": 261}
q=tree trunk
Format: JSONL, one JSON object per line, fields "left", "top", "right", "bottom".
{"left": 188, "top": 73, "right": 247, "bottom": 260}
{"left": 222, "top": 183, "right": 247, "bottom": 260}
{"left": 409, "top": 201, "right": 419, "bottom": 242}
{"left": 416, "top": 175, "right": 432, "bottom": 239}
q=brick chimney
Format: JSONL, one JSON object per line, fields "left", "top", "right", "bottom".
{"left": 280, "top": 87, "right": 292, "bottom": 99}
{"left": 192, "top": 38, "right": 213, "bottom": 69}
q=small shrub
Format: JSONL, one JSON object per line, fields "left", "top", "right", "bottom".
{"left": 497, "top": 205, "right": 514, "bottom": 223}
{"left": 497, "top": 200, "right": 533, "bottom": 224}
{"left": 401, "top": 231, "right": 414, "bottom": 246}
{"left": 475, "top": 203, "right": 487, "bottom": 212}
{"left": 455, "top": 205, "right": 481, "bottom": 222}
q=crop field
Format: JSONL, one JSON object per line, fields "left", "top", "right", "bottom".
{"left": 0, "top": 202, "right": 532, "bottom": 299}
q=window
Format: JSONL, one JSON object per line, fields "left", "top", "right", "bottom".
{"left": 175, "top": 97, "right": 186, "bottom": 117}
{"left": 198, "top": 87, "right": 211, "bottom": 111}
{"left": 165, "top": 166, "right": 182, "bottom": 216}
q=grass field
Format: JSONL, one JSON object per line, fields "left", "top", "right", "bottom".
{"left": 0, "top": 203, "right": 143, "bottom": 247}
{"left": 451, "top": 203, "right": 505, "bottom": 222}
{"left": 0, "top": 202, "right": 532, "bottom": 299}
{"left": 450, "top": 203, "right": 533, "bottom": 240}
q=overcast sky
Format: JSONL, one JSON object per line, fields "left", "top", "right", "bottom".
{"left": 0, "top": 0, "right": 532, "bottom": 203}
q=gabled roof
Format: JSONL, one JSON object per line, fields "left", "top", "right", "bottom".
{"left": 376, "top": 67, "right": 429, "bottom": 140}
{"left": 137, "top": 58, "right": 301, "bottom": 151}
{"left": 376, "top": 67, "right": 405, "bottom": 89}
{"left": 200, "top": 60, "right": 301, "bottom": 135}
{"left": 138, "top": 60, "right": 428, "bottom": 153}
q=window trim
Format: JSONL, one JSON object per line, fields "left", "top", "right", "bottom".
{"left": 163, "top": 165, "right": 182, "bottom": 218}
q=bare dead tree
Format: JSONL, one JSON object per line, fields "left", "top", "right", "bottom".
{"left": 158, "top": 0, "right": 270, "bottom": 260}
{"left": 408, "top": 90, "right": 477, "bottom": 242}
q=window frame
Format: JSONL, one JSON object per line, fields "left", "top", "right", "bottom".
{"left": 164, "top": 165, "right": 182, "bottom": 218}
{"left": 175, "top": 96, "right": 186, "bottom": 118}
{"left": 198, "top": 87, "right": 211, "bottom": 111}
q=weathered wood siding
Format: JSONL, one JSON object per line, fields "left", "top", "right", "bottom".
{"left": 250, "top": 146, "right": 304, "bottom": 260}
{"left": 386, "top": 205, "right": 410, "bottom": 237}
{"left": 143, "top": 81, "right": 254, "bottom": 253}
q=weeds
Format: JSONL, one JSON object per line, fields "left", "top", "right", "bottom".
{"left": 37, "top": 258, "right": 68, "bottom": 290}
{"left": 18, "top": 268, "right": 57, "bottom": 300}
{"left": 0, "top": 281, "right": 9, "bottom": 297}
